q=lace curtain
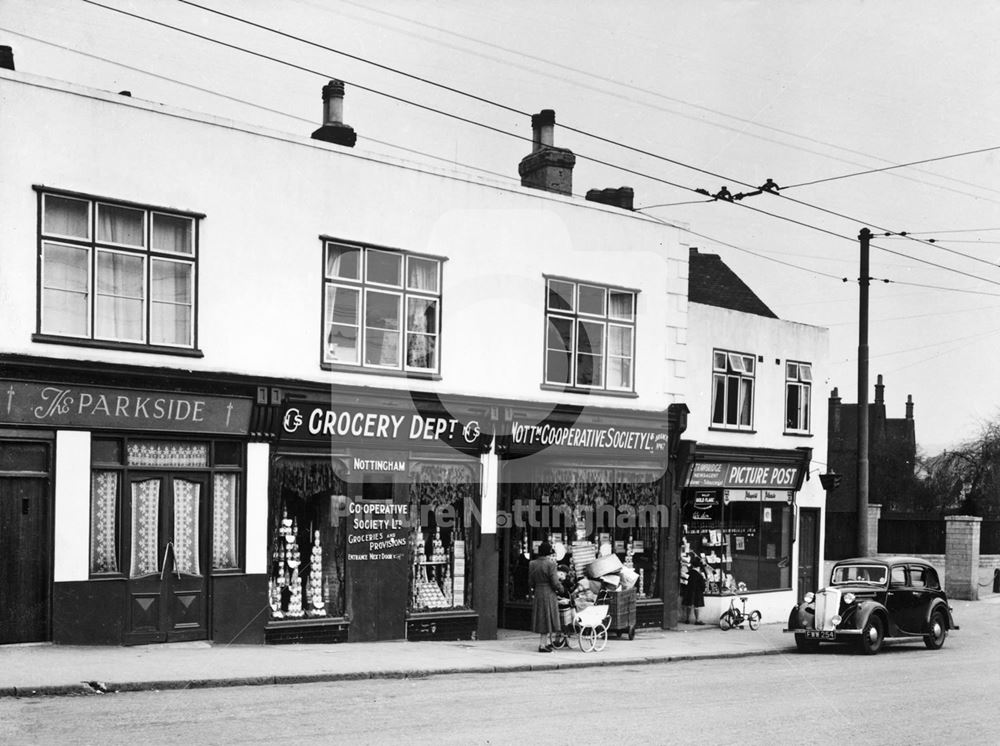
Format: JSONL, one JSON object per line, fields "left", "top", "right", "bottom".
{"left": 95, "top": 250, "right": 144, "bottom": 341}
{"left": 90, "top": 471, "right": 119, "bottom": 573}
{"left": 150, "top": 259, "right": 192, "bottom": 346}
{"left": 130, "top": 479, "right": 160, "bottom": 578}
{"left": 41, "top": 242, "right": 89, "bottom": 336}
{"left": 213, "top": 474, "right": 239, "bottom": 570}
{"left": 97, "top": 203, "right": 144, "bottom": 246}
{"left": 173, "top": 479, "right": 201, "bottom": 576}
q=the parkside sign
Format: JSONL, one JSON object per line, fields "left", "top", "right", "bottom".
{"left": 687, "top": 461, "right": 802, "bottom": 489}
{"left": 1, "top": 380, "right": 252, "bottom": 434}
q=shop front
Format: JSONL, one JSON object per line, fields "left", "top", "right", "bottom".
{"left": 265, "top": 389, "right": 495, "bottom": 644}
{"left": 497, "top": 404, "right": 673, "bottom": 631}
{"left": 679, "top": 445, "right": 812, "bottom": 623}
{"left": 0, "top": 372, "right": 258, "bottom": 645}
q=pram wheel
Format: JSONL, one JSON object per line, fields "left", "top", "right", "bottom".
{"left": 550, "top": 632, "right": 569, "bottom": 649}
{"left": 578, "top": 624, "right": 608, "bottom": 653}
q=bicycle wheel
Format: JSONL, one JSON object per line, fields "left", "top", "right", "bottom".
{"left": 748, "top": 611, "right": 762, "bottom": 631}
{"left": 719, "top": 611, "right": 734, "bottom": 631}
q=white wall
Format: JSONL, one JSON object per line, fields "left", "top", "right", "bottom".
{"left": 0, "top": 70, "right": 687, "bottom": 412}
{"left": 53, "top": 430, "right": 91, "bottom": 582}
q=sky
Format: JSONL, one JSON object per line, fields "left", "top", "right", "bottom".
{"left": 3, "top": 0, "right": 1000, "bottom": 455}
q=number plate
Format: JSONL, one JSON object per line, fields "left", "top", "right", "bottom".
{"left": 805, "top": 630, "right": 836, "bottom": 640}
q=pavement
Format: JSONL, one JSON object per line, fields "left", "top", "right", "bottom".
{"left": 3, "top": 595, "right": 996, "bottom": 698}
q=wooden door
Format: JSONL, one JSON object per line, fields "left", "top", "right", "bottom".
{"left": 0, "top": 471, "right": 51, "bottom": 643}
{"left": 125, "top": 473, "right": 209, "bottom": 644}
{"left": 797, "top": 508, "right": 820, "bottom": 600}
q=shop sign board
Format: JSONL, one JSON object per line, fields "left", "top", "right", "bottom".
{"left": 508, "top": 419, "right": 668, "bottom": 456}
{"left": 0, "top": 379, "right": 252, "bottom": 434}
{"left": 688, "top": 461, "right": 802, "bottom": 489}
{"left": 346, "top": 500, "right": 410, "bottom": 562}
{"left": 346, "top": 499, "right": 410, "bottom": 642}
{"left": 723, "top": 489, "right": 795, "bottom": 504}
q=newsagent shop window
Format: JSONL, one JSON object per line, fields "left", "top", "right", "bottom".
{"left": 37, "top": 190, "right": 198, "bottom": 350}
{"left": 504, "top": 465, "right": 662, "bottom": 602}
{"left": 544, "top": 277, "right": 636, "bottom": 392}
{"left": 88, "top": 439, "right": 242, "bottom": 577}
{"left": 322, "top": 240, "right": 441, "bottom": 373}
{"left": 711, "top": 349, "right": 755, "bottom": 429}
{"left": 680, "top": 493, "right": 792, "bottom": 595}
{"left": 785, "top": 361, "right": 812, "bottom": 434}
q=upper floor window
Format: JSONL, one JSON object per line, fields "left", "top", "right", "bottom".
{"left": 38, "top": 191, "right": 198, "bottom": 350}
{"left": 785, "top": 361, "right": 812, "bottom": 433}
{"left": 711, "top": 349, "right": 755, "bottom": 429}
{"left": 544, "top": 277, "right": 636, "bottom": 392}
{"left": 323, "top": 240, "right": 441, "bottom": 373}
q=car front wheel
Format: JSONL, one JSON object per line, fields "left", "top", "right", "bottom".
{"left": 858, "top": 614, "right": 884, "bottom": 655}
{"left": 794, "top": 633, "right": 820, "bottom": 653}
{"left": 924, "top": 609, "right": 947, "bottom": 650}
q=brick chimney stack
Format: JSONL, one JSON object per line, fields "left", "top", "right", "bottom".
{"left": 0, "top": 45, "right": 14, "bottom": 71}
{"left": 905, "top": 394, "right": 914, "bottom": 420}
{"left": 311, "top": 80, "right": 357, "bottom": 147}
{"left": 874, "top": 373, "right": 884, "bottom": 405}
{"left": 518, "top": 109, "right": 575, "bottom": 196}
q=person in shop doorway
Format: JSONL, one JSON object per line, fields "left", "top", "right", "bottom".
{"left": 683, "top": 555, "right": 706, "bottom": 625}
{"left": 529, "top": 541, "right": 562, "bottom": 652}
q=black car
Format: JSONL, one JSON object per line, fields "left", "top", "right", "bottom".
{"left": 784, "top": 556, "right": 959, "bottom": 655}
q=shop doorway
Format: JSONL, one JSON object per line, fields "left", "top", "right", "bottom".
{"left": 0, "top": 438, "right": 52, "bottom": 644}
{"left": 124, "top": 473, "right": 209, "bottom": 645}
{"left": 797, "top": 508, "right": 820, "bottom": 599}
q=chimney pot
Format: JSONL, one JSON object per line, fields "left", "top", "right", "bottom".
{"left": 312, "top": 79, "right": 356, "bottom": 147}
{"left": 0, "top": 45, "right": 14, "bottom": 71}
{"left": 586, "top": 187, "right": 634, "bottom": 211}
{"left": 905, "top": 394, "right": 914, "bottom": 420}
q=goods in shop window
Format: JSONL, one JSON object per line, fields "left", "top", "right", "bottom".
{"left": 638, "top": 569, "right": 645, "bottom": 597}
{"left": 307, "top": 530, "right": 325, "bottom": 615}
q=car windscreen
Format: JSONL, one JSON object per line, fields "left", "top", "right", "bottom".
{"left": 831, "top": 564, "right": 887, "bottom": 585}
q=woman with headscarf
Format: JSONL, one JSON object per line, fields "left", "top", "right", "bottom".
{"left": 529, "top": 541, "right": 562, "bottom": 652}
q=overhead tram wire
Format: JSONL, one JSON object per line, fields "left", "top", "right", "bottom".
{"left": 166, "top": 0, "right": 1000, "bottom": 269}
{"left": 81, "top": 0, "right": 1000, "bottom": 290}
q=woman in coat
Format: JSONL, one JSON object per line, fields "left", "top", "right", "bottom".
{"left": 529, "top": 541, "right": 562, "bottom": 652}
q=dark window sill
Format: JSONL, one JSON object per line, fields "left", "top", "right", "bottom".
{"left": 32, "top": 333, "right": 204, "bottom": 358}
{"left": 321, "top": 362, "right": 441, "bottom": 381}
{"left": 782, "top": 431, "right": 814, "bottom": 438}
{"left": 539, "top": 383, "right": 639, "bottom": 399}
{"left": 707, "top": 425, "right": 757, "bottom": 434}
{"left": 266, "top": 616, "right": 349, "bottom": 628}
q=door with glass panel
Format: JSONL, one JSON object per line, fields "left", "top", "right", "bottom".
{"left": 125, "top": 473, "right": 208, "bottom": 644}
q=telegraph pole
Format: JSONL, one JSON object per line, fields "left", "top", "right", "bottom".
{"left": 857, "top": 227, "right": 871, "bottom": 556}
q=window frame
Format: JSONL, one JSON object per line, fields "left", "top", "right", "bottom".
{"left": 543, "top": 276, "right": 637, "bottom": 394}
{"left": 784, "top": 360, "right": 813, "bottom": 435}
{"left": 34, "top": 188, "right": 202, "bottom": 356}
{"left": 321, "top": 237, "right": 443, "bottom": 376}
{"left": 711, "top": 348, "right": 756, "bottom": 430}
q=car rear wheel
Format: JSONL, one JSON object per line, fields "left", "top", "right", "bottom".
{"left": 858, "top": 614, "right": 884, "bottom": 655}
{"left": 924, "top": 609, "right": 947, "bottom": 650}
{"left": 794, "top": 633, "right": 820, "bottom": 653}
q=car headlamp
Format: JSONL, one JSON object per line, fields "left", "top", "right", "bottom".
{"left": 831, "top": 614, "right": 843, "bottom": 625}
{"left": 843, "top": 593, "right": 856, "bottom": 604}
{"left": 803, "top": 592, "right": 815, "bottom": 603}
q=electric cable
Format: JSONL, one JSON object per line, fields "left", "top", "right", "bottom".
{"left": 78, "top": 0, "right": 1000, "bottom": 288}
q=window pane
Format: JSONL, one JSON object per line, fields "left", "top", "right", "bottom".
{"left": 91, "top": 438, "right": 122, "bottom": 465}
{"left": 130, "top": 479, "right": 160, "bottom": 578}
{"left": 726, "top": 376, "right": 740, "bottom": 424}
{"left": 365, "top": 291, "right": 401, "bottom": 330}
{"left": 727, "top": 353, "right": 744, "bottom": 373}
{"left": 150, "top": 259, "right": 193, "bottom": 346}
{"left": 365, "top": 329, "right": 400, "bottom": 366}
{"left": 743, "top": 355, "right": 755, "bottom": 374}
{"left": 42, "top": 242, "right": 90, "bottom": 336}
{"left": 406, "top": 297, "right": 438, "bottom": 369}
{"left": 90, "top": 471, "right": 119, "bottom": 574}
{"left": 712, "top": 374, "right": 726, "bottom": 423}
{"left": 608, "top": 325, "right": 632, "bottom": 356}
{"left": 608, "top": 357, "right": 632, "bottom": 389}
{"left": 546, "top": 316, "right": 573, "bottom": 352}
{"left": 578, "top": 284, "right": 607, "bottom": 316}
{"left": 97, "top": 203, "right": 144, "bottom": 247}
{"left": 786, "top": 384, "right": 800, "bottom": 429}
{"left": 800, "top": 364, "right": 812, "bottom": 382}
{"left": 576, "top": 353, "right": 603, "bottom": 386}
{"left": 325, "top": 285, "right": 359, "bottom": 363}
{"left": 546, "top": 349, "right": 571, "bottom": 384}
{"left": 407, "top": 256, "right": 439, "bottom": 292}
{"left": 213, "top": 474, "right": 239, "bottom": 570}
{"left": 739, "top": 378, "right": 753, "bottom": 426}
{"left": 608, "top": 290, "right": 634, "bottom": 321}
{"left": 127, "top": 441, "right": 208, "bottom": 468}
{"left": 326, "top": 243, "right": 361, "bottom": 280}
{"left": 365, "top": 292, "right": 401, "bottom": 366}
{"left": 547, "top": 279, "right": 574, "bottom": 311}
{"left": 577, "top": 320, "right": 604, "bottom": 356}
{"left": 44, "top": 195, "right": 90, "bottom": 238}
{"left": 577, "top": 320, "right": 604, "bottom": 386}
{"left": 96, "top": 251, "right": 144, "bottom": 341}
{"left": 151, "top": 213, "right": 193, "bottom": 255}
{"left": 366, "top": 250, "right": 402, "bottom": 286}
{"left": 173, "top": 479, "right": 201, "bottom": 576}
{"left": 802, "top": 390, "right": 810, "bottom": 431}
{"left": 713, "top": 351, "right": 726, "bottom": 370}
{"left": 546, "top": 316, "right": 573, "bottom": 384}
{"left": 786, "top": 362, "right": 797, "bottom": 380}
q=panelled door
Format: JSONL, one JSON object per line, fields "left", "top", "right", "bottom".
{"left": 124, "top": 472, "right": 209, "bottom": 644}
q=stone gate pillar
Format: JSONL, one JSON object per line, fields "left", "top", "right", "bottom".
{"left": 867, "top": 504, "right": 882, "bottom": 555}
{"left": 945, "top": 515, "right": 981, "bottom": 601}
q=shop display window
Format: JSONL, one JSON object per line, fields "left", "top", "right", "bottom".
{"left": 503, "top": 465, "right": 663, "bottom": 602}
{"left": 90, "top": 471, "right": 119, "bottom": 574}
{"left": 681, "top": 491, "right": 792, "bottom": 594}
{"left": 268, "top": 457, "right": 349, "bottom": 619}
{"left": 408, "top": 462, "right": 475, "bottom": 612}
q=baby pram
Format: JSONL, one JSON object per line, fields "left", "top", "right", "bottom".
{"left": 551, "top": 590, "right": 612, "bottom": 652}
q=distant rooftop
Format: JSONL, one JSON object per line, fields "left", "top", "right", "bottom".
{"left": 688, "top": 247, "right": 777, "bottom": 318}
